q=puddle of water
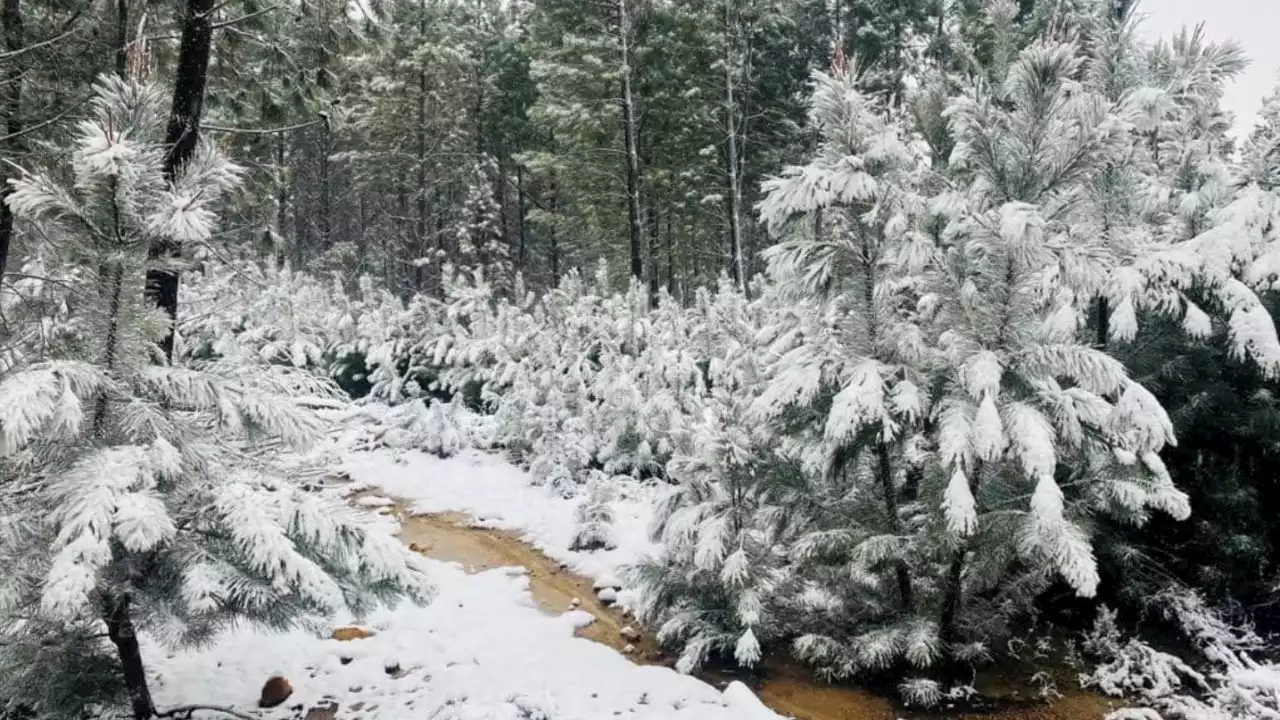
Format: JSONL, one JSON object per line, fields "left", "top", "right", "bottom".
{"left": 368, "top": 494, "right": 1120, "bottom": 720}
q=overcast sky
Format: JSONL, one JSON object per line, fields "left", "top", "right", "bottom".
{"left": 1140, "top": 0, "right": 1279, "bottom": 137}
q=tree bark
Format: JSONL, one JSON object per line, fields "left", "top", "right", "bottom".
{"left": 618, "top": 0, "right": 644, "bottom": 284}
{"left": 0, "top": 0, "right": 23, "bottom": 280}
{"left": 147, "top": 0, "right": 216, "bottom": 361}
{"left": 516, "top": 165, "right": 528, "bottom": 273}
{"left": 723, "top": 0, "right": 746, "bottom": 293}
{"left": 415, "top": 15, "right": 429, "bottom": 289}
{"left": 104, "top": 594, "right": 156, "bottom": 720}
{"left": 665, "top": 213, "right": 675, "bottom": 296}
{"left": 274, "top": 134, "right": 288, "bottom": 268}
{"left": 115, "top": 0, "right": 128, "bottom": 76}
{"left": 646, "top": 195, "right": 660, "bottom": 305}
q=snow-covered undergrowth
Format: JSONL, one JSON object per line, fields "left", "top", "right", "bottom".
{"left": 1082, "top": 594, "right": 1280, "bottom": 720}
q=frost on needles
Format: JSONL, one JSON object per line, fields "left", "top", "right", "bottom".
{"left": 0, "top": 75, "right": 433, "bottom": 720}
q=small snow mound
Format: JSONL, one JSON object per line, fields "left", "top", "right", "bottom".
{"left": 593, "top": 573, "right": 623, "bottom": 590}
{"left": 356, "top": 495, "right": 395, "bottom": 508}
{"left": 598, "top": 587, "right": 618, "bottom": 604}
{"left": 564, "top": 609, "right": 597, "bottom": 629}
{"left": 721, "top": 681, "right": 772, "bottom": 717}
{"left": 1233, "top": 666, "right": 1280, "bottom": 691}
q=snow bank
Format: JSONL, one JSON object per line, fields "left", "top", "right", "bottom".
{"left": 149, "top": 555, "right": 773, "bottom": 719}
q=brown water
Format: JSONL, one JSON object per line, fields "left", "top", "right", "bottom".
{"left": 370, "top": 495, "right": 1122, "bottom": 720}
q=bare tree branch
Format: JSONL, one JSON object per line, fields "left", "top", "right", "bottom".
{"left": 155, "top": 704, "right": 259, "bottom": 720}
{"left": 202, "top": 118, "right": 323, "bottom": 135}
{"left": 0, "top": 93, "right": 92, "bottom": 143}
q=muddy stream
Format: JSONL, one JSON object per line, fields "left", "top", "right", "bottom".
{"left": 375, "top": 498, "right": 1121, "bottom": 720}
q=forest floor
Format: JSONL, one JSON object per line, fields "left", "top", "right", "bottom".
{"left": 141, "top": 410, "right": 1130, "bottom": 720}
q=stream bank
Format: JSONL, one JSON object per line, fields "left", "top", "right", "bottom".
{"left": 386, "top": 501, "right": 1123, "bottom": 720}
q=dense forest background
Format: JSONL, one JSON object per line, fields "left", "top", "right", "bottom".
{"left": 9, "top": 0, "right": 1280, "bottom": 717}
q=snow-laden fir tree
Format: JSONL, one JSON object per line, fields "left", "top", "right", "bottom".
{"left": 919, "top": 38, "right": 1192, "bottom": 652}
{"left": 569, "top": 471, "right": 620, "bottom": 552}
{"left": 0, "top": 74, "right": 434, "bottom": 720}
{"left": 630, "top": 275, "right": 787, "bottom": 675}
{"left": 752, "top": 58, "right": 942, "bottom": 679}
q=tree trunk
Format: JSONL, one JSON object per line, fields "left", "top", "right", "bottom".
{"left": 723, "top": 0, "right": 746, "bottom": 293}
{"left": 104, "top": 594, "right": 156, "bottom": 720}
{"left": 516, "top": 165, "right": 528, "bottom": 273}
{"left": 647, "top": 196, "right": 660, "bottom": 305}
{"left": 618, "top": 0, "right": 644, "bottom": 283}
{"left": 665, "top": 213, "right": 675, "bottom": 296}
{"left": 115, "top": 0, "right": 128, "bottom": 76}
{"left": 939, "top": 460, "right": 983, "bottom": 643}
{"left": 877, "top": 443, "right": 914, "bottom": 611}
{"left": 549, "top": 184, "right": 560, "bottom": 283}
{"left": 0, "top": 0, "right": 23, "bottom": 280}
{"left": 319, "top": 120, "right": 332, "bottom": 248}
{"left": 147, "top": 0, "right": 215, "bottom": 361}
{"left": 274, "top": 134, "right": 288, "bottom": 268}
{"left": 1096, "top": 297, "right": 1109, "bottom": 349}
{"left": 416, "top": 44, "right": 429, "bottom": 290}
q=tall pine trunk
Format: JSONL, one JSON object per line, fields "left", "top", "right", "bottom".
{"left": 104, "top": 593, "right": 155, "bottom": 720}
{"left": 0, "top": 0, "right": 23, "bottom": 279}
{"left": 147, "top": 0, "right": 215, "bottom": 361}
{"left": 618, "top": 0, "right": 644, "bottom": 283}
{"left": 723, "top": 0, "right": 746, "bottom": 292}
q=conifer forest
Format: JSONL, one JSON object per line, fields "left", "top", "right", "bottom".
{"left": 8, "top": 0, "right": 1280, "bottom": 718}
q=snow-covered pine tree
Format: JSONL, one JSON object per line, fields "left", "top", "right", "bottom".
{"left": 569, "top": 471, "right": 620, "bottom": 551}
{"left": 1242, "top": 79, "right": 1280, "bottom": 191}
{"left": 0, "top": 74, "right": 433, "bottom": 720}
{"left": 752, "top": 58, "right": 941, "bottom": 679}
{"left": 921, "top": 38, "right": 1191, "bottom": 654}
{"left": 630, "top": 274, "right": 784, "bottom": 675}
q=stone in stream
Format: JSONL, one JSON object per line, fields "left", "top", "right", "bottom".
{"left": 570, "top": 597, "right": 581, "bottom": 609}
{"left": 623, "top": 644, "right": 636, "bottom": 654}
{"left": 597, "top": 587, "right": 618, "bottom": 605}
{"left": 620, "top": 626, "right": 641, "bottom": 642}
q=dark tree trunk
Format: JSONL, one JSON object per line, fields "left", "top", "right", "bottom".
{"left": 646, "top": 197, "right": 660, "bottom": 305}
{"left": 665, "top": 213, "right": 675, "bottom": 297}
{"left": 516, "top": 165, "right": 528, "bottom": 272}
{"left": 877, "top": 443, "right": 914, "bottom": 611}
{"left": 1096, "top": 297, "right": 1110, "bottom": 349}
{"left": 938, "top": 549, "right": 966, "bottom": 643}
{"left": 618, "top": 0, "right": 643, "bottom": 283}
{"left": 319, "top": 127, "right": 332, "bottom": 248}
{"left": 275, "top": 134, "right": 288, "bottom": 267}
{"left": 549, "top": 186, "right": 560, "bottom": 283}
{"left": 104, "top": 595, "right": 156, "bottom": 720}
{"left": 0, "top": 0, "right": 23, "bottom": 280}
{"left": 416, "top": 38, "right": 429, "bottom": 290}
{"left": 115, "top": 0, "right": 128, "bottom": 76}
{"left": 147, "top": 0, "right": 216, "bottom": 361}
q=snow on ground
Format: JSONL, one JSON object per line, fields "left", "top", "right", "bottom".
{"left": 146, "top": 437, "right": 783, "bottom": 719}
{"left": 149, "top": 557, "right": 775, "bottom": 719}
{"left": 340, "top": 445, "right": 663, "bottom": 605}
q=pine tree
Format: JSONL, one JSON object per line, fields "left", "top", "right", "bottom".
{"left": 924, "top": 38, "right": 1191, "bottom": 651}
{"left": 754, "top": 59, "right": 937, "bottom": 677}
{"left": 0, "top": 74, "right": 433, "bottom": 720}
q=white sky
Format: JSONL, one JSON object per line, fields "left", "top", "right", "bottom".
{"left": 1140, "top": 0, "right": 1279, "bottom": 137}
